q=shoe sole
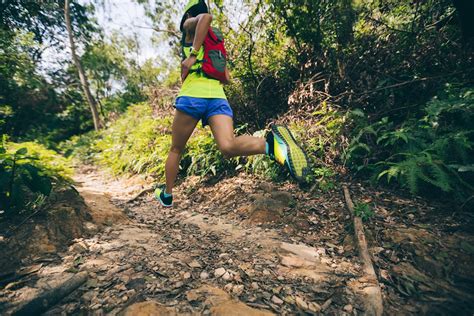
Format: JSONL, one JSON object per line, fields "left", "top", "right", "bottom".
{"left": 154, "top": 188, "right": 173, "bottom": 207}
{"left": 272, "top": 125, "right": 310, "bottom": 182}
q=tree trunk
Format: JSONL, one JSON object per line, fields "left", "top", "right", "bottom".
{"left": 64, "top": 0, "right": 102, "bottom": 131}
{"left": 452, "top": 0, "right": 474, "bottom": 44}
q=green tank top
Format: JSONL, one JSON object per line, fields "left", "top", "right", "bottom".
{"left": 178, "top": 45, "right": 227, "bottom": 99}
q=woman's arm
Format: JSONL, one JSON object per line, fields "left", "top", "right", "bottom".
{"left": 181, "top": 14, "right": 213, "bottom": 81}
{"left": 222, "top": 67, "right": 231, "bottom": 84}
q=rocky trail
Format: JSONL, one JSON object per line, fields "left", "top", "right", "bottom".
{"left": 1, "top": 165, "right": 473, "bottom": 315}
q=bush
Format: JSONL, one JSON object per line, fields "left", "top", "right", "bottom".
{"left": 1, "top": 136, "right": 72, "bottom": 216}
{"left": 345, "top": 85, "right": 474, "bottom": 203}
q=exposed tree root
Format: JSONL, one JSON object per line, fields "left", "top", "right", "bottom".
{"left": 343, "top": 185, "right": 383, "bottom": 316}
{"left": 12, "top": 272, "right": 88, "bottom": 316}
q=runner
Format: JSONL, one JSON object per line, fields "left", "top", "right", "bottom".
{"left": 155, "top": 0, "right": 310, "bottom": 207}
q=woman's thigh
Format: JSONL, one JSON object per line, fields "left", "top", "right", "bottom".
{"left": 171, "top": 109, "right": 199, "bottom": 151}
{"left": 207, "top": 114, "right": 234, "bottom": 150}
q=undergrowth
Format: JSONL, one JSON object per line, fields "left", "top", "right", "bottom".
{"left": 345, "top": 85, "right": 474, "bottom": 204}
{"left": 1, "top": 136, "right": 72, "bottom": 217}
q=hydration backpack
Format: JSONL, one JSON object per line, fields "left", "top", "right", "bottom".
{"left": 184, "top": 26, "right": 227, "bottom": 82}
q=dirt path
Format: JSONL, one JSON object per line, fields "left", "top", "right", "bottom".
{"left": 2, "top": 165, "right": 473, "bottom": 315}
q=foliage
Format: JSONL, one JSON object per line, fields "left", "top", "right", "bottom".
{"left": 0, "top": 1, "right": 97, "bottom": 140}
{"left": 354, "top": 202, "right": 374, "bottom": 221}
{"left": 0, "top": 137, "right": 72, "bottom": 216}
{"left": 345, "top": 85, "right": 474, "bottom": 202}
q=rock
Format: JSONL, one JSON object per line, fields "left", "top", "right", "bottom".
{"left": 69, "top": 241, "right": 88, "bottom": 254}
{"left": 187, "top": 290, "right": 201, "bottom": 302}
{"left": 214, "top": 267, "right": 226, "bottom": 278}
{"left": 84, "top": 222, "right": 99, "bottom": 235}
{"left": 262, "top": 269, "right": 271, "bottom": 276}
{"left": 271, "top": 295, "right": 284, "bottom": 305}
{"left": 308, "top": 302, "right": 321, "bottom": 313}
{"left": 188, "top": 260, "right": 202, "bottom": 268}
{"left": 188, "top": 285, "right": 273, "bottom": 315}
{"left": 321, "top": 298, "right": 332, "bottom": 311}
{"left": 295, "top": 296, "right": 308, "bottom": 310}
{"left": 258, "top": 182, "right": 274, "bottom": 193}
{"left": 224, "top": 283, "right": 234, "bottom": 292}
{"left": 270, "top": 191, "right": 294, "bottom": 205}
{"left": 123, "top": 301, "right": 177, "bottom": 315}
{"left": 222, "top": 272, "right": 232, "bottom": 281}
{"left": 343, "top": 304, "right": 353, "bottom": 313}
{"left": 183, "top": 272, "right": 191, "bottom": 279}
{"left": 251, "top": 282, "right": 259, "bottom": 289}
{"left": 281, "top": 255, "right": 310, "bottom": 268}
{"left": 200, "top": 271, "right": 209, "bottom": 280}
{"left": 232, "top": 284, "right": 244, "bottom": 295}
{"left": 280, "top": 242, "right": 320, "bottom": 262}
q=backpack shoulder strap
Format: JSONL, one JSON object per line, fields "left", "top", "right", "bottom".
{"left": 181, "top": 32, "right": 187, "bottom": 61}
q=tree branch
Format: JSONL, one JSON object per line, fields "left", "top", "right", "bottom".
{"left": 132, "top": 24, "right": 180, "bottom": 39}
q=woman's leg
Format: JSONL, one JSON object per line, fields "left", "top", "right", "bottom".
{"left": 208, "top": 115, "right": 265, "bottom": 158}
{"left": 165, "top": 110, "right": 199, "bottom": 194}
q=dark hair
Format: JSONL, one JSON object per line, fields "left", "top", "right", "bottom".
{"left": 188, "top": 1, "right": 208, "bottom": 18}
{"left": 179, "top": 0, "right": 208, "bottom": 32}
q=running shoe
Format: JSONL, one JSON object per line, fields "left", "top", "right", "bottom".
{"left": 268, "top": 124, "right": 311, "bottom": 182}
{"left": 154, "top": 185, "right": 173, "bottom": 207}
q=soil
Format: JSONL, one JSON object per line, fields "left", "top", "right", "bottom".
{"left": 0, "top": 165, "right": 473, "bottom": 315}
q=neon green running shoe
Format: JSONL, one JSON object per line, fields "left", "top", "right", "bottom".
{"left": 267, "top": 124, "right": 310, "bottom": 182}
{"left": 154, "top": 185, "right": 173, "bottom": 207}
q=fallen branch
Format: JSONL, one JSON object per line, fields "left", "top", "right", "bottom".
{"left": 12, "top": 271, "right": 88, "bottom": 316}
{"left": 126, "top": 187, "right": 154, "bottom": 203}
{"left": 343, "top": 185, "right": 383, "bottom": 316}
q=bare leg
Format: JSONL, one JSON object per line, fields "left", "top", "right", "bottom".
{"left": 208, "top": 115, "right": 265, "bottom": 158}
{"left": 165, "top": 110, "right": 199, "bottom": 194}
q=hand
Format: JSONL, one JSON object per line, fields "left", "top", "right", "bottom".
{"left": 181, "top": 55, "right": 197, "bottom": 82}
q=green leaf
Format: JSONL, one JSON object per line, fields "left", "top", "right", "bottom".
{"left": 15, "top": 147, "right": 28, "bottom": 155}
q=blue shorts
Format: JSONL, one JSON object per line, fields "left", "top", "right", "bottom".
{"left": 175, "top": 96, "right": 233, "bottom": 126}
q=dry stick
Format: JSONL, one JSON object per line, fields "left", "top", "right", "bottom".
{"left": 12, "top": 271, "right": 88, "bottom": 316}
{"left": 126, "top": 187, "right": 154, "bottom": 203}
{"left": 343, "top": 185, "right": 383, "bottom": 316}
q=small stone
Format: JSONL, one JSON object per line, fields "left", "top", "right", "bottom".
{"left": 183, "top": 272, "right": 191, "bottom": 279}
{"left": 84, "top": 222, "right": 99, "bottom": 234}
{"left": 232, "top": 284, "right": 244, "bottom": 295}
{"left": 271, "top": 295, "right": 283, "bottom": 305}
{"left": 214, "top": 267, "right": 226, "bottom": 277}
{"left": 222, "top": 272, "right": 232, "bottom": 281}
{"left": 408, "top": 214, "right": 415, "bottom": 219}
{"left": 224, "top": 283, "right": 234, "bottom": 291}
{"left": 188, "top": 260, "right": 202, "bottom": 268}
{"left": 343, "top": 304, "right": 353, "bottom": 313}
{"left": 251, "top": 282, "right": 259, "bottom": 289}
{"left": 233, "top": 273, "right": 242, "bottom": 282}
{"left": 69, "top": 241, "right": 88, "bottom": 254}
{"left": 295, "top": 296, "right": 308, "bottom": 310}
{"left": 227, "top": 259, "right": 233, "bottom": 264}
{"left": 308, "top": 302, "right": 321, "bottom": 313}
{"left": 262, "top": 269, "right": 271, "bottom": 276}
{"left": 122, "top": 295, "right": 128, "bottom": 302}
{"left": 283, "top": 296, "right": 295, "bottom": 304}
{"left": 200, "top": 271, "right": 209, "bottom": 280}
